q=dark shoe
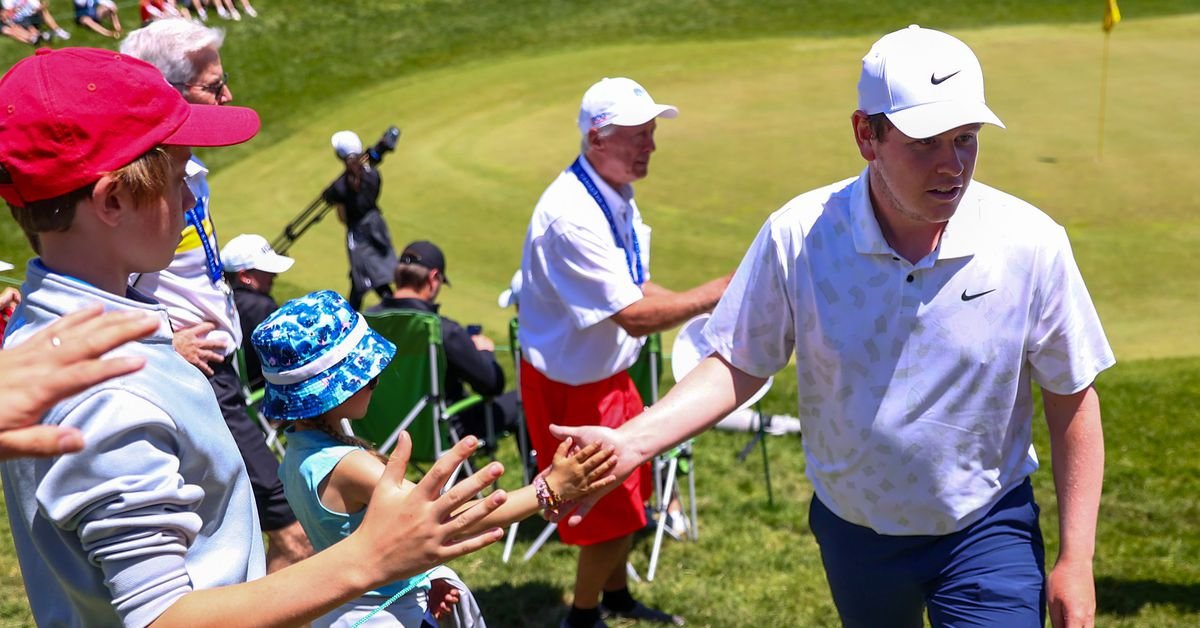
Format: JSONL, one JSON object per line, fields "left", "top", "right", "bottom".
{"left": 600, "top": 601, "right": 685, "bottom": 625}
{"left": 560, "top": 617, "right": 609, "bottom": 628}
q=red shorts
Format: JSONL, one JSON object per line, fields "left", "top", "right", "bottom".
{"left": 520, "top": 360, "right": 651, "bottom": 546}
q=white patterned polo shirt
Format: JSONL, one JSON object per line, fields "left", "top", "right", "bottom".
{"left": 702, "top": 167, "right": 1115, "bottom": 535}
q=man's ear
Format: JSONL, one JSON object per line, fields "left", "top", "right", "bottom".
{"left": 586, "top": 127, "right": 603, "bottom": 152}
{"left": 851, "top": 110, "right": 880, "bottom": 162}
{"left": 89, "top": 175, "right": 127, "bottom": 228}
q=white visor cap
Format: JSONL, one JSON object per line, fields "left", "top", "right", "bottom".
{"left": 858, "top": 25, "right": 1004, "bottom": 139}
{"left": 578, "top": 77, "right": 678, "bottom": 136}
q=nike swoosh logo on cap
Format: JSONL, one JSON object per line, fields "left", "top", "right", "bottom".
{"left": 931, "top": 71, "right": 961, "bottom": 85}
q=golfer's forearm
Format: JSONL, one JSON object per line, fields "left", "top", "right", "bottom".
{"left": 624, "top": 354, "right": 765, "bottom": 464}
{"left": 1043, "top": 385, "right": 1105, "bottom": 564}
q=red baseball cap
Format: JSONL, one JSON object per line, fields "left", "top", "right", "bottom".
{"left": 0, "top": 47, "right": 261, "bottom": 208}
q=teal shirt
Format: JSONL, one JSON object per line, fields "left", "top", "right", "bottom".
{"left": 279, "top": 428, "right": 429, "bottom": 597}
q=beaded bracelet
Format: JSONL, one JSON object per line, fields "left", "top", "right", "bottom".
{"left": 533, "top": 475, "right": 563, "bottom": 520}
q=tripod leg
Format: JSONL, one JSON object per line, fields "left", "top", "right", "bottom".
{"left": 522, "top": 521, "right": 558, "bottom": 562}
{"left": 647, "top": 457, "right": 678, "bottom": 582}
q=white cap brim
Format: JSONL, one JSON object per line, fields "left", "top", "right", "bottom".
{"left": 884, "top": 100, "right": 1004, "bottom": 139}
{"left": 0, "top": 260, "right": 12, "bottom": 272}
{"left": 610, "top": 103, "right": 678, "bottom": 128}
{"left": 497, "top": 288, "right": 514, "bottom": 309}
{"left": 252, "top": 252, "right": 295, "bottom": 274}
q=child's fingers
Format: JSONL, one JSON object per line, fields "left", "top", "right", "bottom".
{"left": 378, "top": 432, "right": 413, "bottom": 489}
{"left": 552, "top": 436, "right": 573, "bottom": 461}
{"left": 439, "top": 526, "right": 505, "bottom": 563}
{"left": 435, "top": 460, "right": 504, "bottom": 520}
{"left": 571, "top": 440, "right": 603, "bottom": 463}
{"left": 579, "top": 445, "right": 615, "bottom": 473}
{"left": 417, "top": 436, "right": 481, "bottom": 499}
{"left": 587, "top": 454, "right": 619, "bottom": 481}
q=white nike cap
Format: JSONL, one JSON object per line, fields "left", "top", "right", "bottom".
{"left": 858, "top": 25, "right": 1004, "bottom": 139}
{"left": 578, "top": 77, "right": 678, "bottom": 136}
{"left": 221, "top": 234, "right": 295, "bottom": 274}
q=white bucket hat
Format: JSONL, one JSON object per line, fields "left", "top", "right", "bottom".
{"left": 578, "top": 77, "right": 678, "bottom": 136}
{"left": 858, "top": 25, "right": 1004, "bottom": 139}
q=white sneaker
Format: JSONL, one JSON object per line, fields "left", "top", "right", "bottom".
{"left": 230, "top": 8, "right": 240, "bottom": 20}
{"left": 243, "top": 5, "right": 256, "bottom": 17}
{"left": 196, "top": 6, "right": 208, "bottom": 20}
{"left": 215, "top": 6, "right": 228, "bottom": 18}
{"left": 53, "top": 27, "right": 71, "bottom": 40}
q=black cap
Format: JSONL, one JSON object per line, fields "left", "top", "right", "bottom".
{"left": 399, "top": 240, "right": 450, "bottom": 285}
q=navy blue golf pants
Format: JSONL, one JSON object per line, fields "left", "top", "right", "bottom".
{"left": 809, "top": 479, "right": 1046, "bottom": 628}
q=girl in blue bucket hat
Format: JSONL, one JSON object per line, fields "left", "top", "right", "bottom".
{"left": 253, "top": 290, "right": 619, "bottom": 627}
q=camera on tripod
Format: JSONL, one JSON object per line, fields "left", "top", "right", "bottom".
{"left": 366, "top": 126, "right": 401, "bottom": 163}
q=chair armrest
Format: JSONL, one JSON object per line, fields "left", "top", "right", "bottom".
{"left": 444, "top": 394, "right": 486, "bottom": 419}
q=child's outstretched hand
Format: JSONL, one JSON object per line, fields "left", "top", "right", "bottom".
{"left": 428, "top": 578, "right": 461, "bottom": 620}
{"left": 545, "top": 437, "right": 618, "bottom": 502}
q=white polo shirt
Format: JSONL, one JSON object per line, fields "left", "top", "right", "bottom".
{"left": 519, "top": 154, "right": 652, "bottom": 386}
{"left": 703, "top": 168, "right": 1115, "bottom": 535}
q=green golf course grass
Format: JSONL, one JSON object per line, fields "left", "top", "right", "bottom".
{"left": 0, "top": 1, "right": 1197, "bottom": 625}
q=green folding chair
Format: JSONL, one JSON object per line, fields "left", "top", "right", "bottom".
{"left": 354, "top": 309, "right": 484, "bottom": 486}
{"left": 235, "top": 347, "right": 286, "bottom": 459}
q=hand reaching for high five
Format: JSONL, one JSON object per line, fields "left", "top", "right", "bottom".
{"left": 346, "top": 433, "right": 508, "bottom": 588}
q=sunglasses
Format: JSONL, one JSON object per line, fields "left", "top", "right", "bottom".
{"left": 174, "top": 72, "right": 229, "bottom": 100}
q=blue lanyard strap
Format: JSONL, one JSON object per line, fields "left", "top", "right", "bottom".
{"left": 183, "top": 196, "right": 224, "bottom": 286}
{"left": 569, "top": 157, "right": 644, "bottom": 286}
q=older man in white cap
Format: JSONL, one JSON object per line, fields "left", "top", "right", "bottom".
{"left": 554, "top": 27, "right": 1114, "bottom": 628}
{"left": 519, "top": 77, "right": 731, "bottom": 628}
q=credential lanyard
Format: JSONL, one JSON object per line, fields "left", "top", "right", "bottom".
{"left": 183, "top": 195, "right": 224, "bottom": 287}
{"left": 569, "top": 157, "right": 644, "bottom": 286}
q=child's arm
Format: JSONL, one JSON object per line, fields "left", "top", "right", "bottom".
{"left": 150, "top": 434, "right": 507, "bottom": 627}
{"left": 452, "top": 437, "right": 617, "bottom": 537}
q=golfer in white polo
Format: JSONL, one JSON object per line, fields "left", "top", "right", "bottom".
{"left": 555, "top": 26, "right": 1114, "bottom": 628}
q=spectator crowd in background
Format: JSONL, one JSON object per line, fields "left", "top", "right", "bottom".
{"left": 1, "top": 0, "right": 257, "bottom": 47}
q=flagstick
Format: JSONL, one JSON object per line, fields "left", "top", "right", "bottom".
{"left": 1098, "top": 30, "right": 1111, "bottom": 159}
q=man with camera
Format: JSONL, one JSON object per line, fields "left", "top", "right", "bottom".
{"left": 324, "top": 127, "right": 401, "bottom": 310}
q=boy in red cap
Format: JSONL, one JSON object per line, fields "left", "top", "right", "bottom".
{"left": 0, "top": 47, "right": 507, "bottom": 626}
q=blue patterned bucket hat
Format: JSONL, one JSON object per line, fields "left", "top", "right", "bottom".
{"left": 251, "top": 290, "right": 395, "bottom": 421}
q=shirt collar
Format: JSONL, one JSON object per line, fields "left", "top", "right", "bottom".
{"left": 848, "top": 166, "right": 983, "bottom": 261}
{"left": 185, "top": 155, "right": 208, "bottom": 178}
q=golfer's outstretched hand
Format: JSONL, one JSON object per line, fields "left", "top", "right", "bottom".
{"left": 351, "top": 433, "right": 507, "bottom": 587}
{"left": 548, "top": 423, "right": 643, "bottom": 527}
{"left": 0, "top": 305, "right": 157, "bottom": 459}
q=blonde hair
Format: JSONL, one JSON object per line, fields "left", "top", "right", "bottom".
{"left": 9, "top": 147, "right": 175, "bottom": 250}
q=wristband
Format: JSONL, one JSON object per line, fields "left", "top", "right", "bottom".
{"left": 533, "top": 475, "right": 563, "bottom": 520}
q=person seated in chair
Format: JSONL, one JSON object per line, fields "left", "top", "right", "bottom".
{"left": 221, "top": 233, "right": 294, "bottom": 391}
{"left": 369, "top": 240, "right": 520, "bottom": 450}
